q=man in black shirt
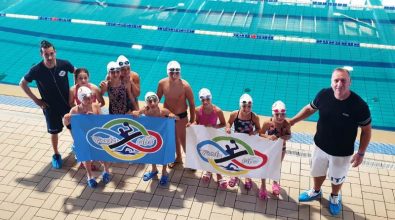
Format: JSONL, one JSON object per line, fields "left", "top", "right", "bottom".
{"left": 20, "top": 40, "right": 75, "bottom": 169}
{"left": 290, "top": 67, "right": 371, "bottom": 216}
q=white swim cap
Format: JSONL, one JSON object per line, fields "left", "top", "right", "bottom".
{"left": 77, "top": 86, "right": 92, "bottom": 103}
{"left": 272, "top": 100, "right": 286, "bottom": 114}
{"left": 107, "top": 61, "right": 120, "bottom": 73}
{"left": 144, "top": 91, "right": 159, "bottom": 103}
{"left": 198, "top": 88, "right": 212, "bottom": 100}
{"left": 239, "top": 93, "right": 253, "bottom": 107}
{"left": 167, "top": 60, "right": 181, "bottom": 74}
{"left": 117, "top": 55, "right": 130, "bottom": 67}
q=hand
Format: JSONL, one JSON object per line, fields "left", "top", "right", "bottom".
{"left": 269, "top": 135, "right": 278, "bottom": 141}
{"left": 350, "top": 153, "right": 364, "bottom": 168}
{"left": 35, "top": 99, "right": 48, "bottom": 109}
{"left": 225, "top": 127, "right": 231, "bottom": 134}
{"left": 186, "top": 122, "right": 192, "bottom": 127}
{"left": 100, "top": 81, "right": 108, "bottom": 93}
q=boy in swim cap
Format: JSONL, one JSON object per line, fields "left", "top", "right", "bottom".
{"left": 63, "top": 86, "right": 111, "bottom": 188}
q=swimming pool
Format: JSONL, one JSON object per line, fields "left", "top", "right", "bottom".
{"left": 0, "top": 0, "right": 394, "bottom": 130}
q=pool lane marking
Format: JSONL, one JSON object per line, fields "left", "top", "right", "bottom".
{"left": 1, "top": 13, "right": 395, "bottom": 51}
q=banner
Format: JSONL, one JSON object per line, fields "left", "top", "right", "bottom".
{"left": 186, "top": 125, "right": 283, "bottom": 180}
{"left": 71, "top": 114, "right": 175, "bottom": 164}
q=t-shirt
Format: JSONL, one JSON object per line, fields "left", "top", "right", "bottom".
{"left": 24, "top": 59, "right": 74, "bottom": 112}
{"left": 311, "top": 88, "right": 371, "bottom": 156}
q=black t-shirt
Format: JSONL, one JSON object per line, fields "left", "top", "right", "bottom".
{"left": 311, "top": 88, "right": 371, "bottom": 156}
{"left": 24, "top": 59, "right": 74, "bottom": 112}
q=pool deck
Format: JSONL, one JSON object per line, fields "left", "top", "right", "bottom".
{"left": 0, "top": 83, "right": 394, "bottom": 220}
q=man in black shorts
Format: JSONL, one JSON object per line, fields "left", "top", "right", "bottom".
{"left": 20, "top": 40, "right": 75, "bottom": 169}
{"left": 290, "top": 67, "right": 371, "bottom": 216}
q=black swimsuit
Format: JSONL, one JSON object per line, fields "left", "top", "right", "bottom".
{"left": 233, "top": 111, "right": 254, "bottom": 134}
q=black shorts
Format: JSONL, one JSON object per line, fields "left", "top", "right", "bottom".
{"left": 43, "top": 106, "right": 70, "bottom": 134}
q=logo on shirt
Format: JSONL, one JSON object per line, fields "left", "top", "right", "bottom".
{"left": 342, "top": 113, "right": 350, "bottom": 117}
{"left": 59, "top": 70, "right": 66, "bottom": 77}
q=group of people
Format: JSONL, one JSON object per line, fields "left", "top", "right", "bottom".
{"left": 20, "top": 40, "right": 372, "bottom": 216}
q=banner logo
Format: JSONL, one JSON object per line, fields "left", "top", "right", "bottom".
{"left": 86, "top": 118, "right": 163, "bottom": 161}
{"left": 197, "top": 136, "right": 268, "bottom": 176}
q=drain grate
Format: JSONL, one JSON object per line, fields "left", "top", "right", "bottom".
{"left": 286, "top": 149, "right": 395, "bottom": 170}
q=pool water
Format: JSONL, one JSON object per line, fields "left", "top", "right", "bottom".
{"left": 0, "top": 0, "right": 394, "bottom": 130}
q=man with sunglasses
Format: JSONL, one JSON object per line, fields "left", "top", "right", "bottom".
{"left": 20, "top": 40, "right": 75, "bottom": 169}
{"left": 290, "top": 67, "right": 371, "bottom": 216}
{"left": 117, "top": 55, "right": 140, "bottom": 110}
{"left": 157, "top": 61, "right": 195, "bottom": 168}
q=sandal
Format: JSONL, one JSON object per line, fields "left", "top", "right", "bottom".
{"left": 87, "top": 178, "right": 97, "bottom": 188}
{"left": 202, "top": 172, "right": 212, "bottom": 183}
{"left": 272, "top": 182, "right": 281, "bottom": 196}
{"left": 218, "top": 178, "right": 228, "bottom": 190}
{"left": 228, "top": 177, "right": 239, "bottom": 187}
{"left": 159, "top": 175, "right": 169, "bottom": 186}
{"left": 168, "top": 161, "right": 181, "bottom": 169}
{"left": 244, "top": 179, "right": 253, "bottom": 190}
{"left": 102, "top": 172, "right": 111, "bottom": 184}
{"left": 143, "top": 171, "right": 158, "bottom": 181}
{"left": 258, "top": 188, "right": 268, "bottom": 200}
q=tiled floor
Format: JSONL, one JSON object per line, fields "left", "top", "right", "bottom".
{"left": 0, "top": 86, "right": 395, "bottom": 220}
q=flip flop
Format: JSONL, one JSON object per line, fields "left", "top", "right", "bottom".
{"left": 244, "top": 179, "right": 253, "bottom": 190}
{"left": 228, "top": 177, "right": 239, "bottom": 187}
{"left": 159, "top": 175, "right": 169, "bottom": 186}
{"left": 258, "top": 188, "right": 268, "bottom": 200}
{"left": 168, "top": 161, "right": 181, "bottom": 169}
{"left": 102, "top": 172, "right": 111, "bottom": 184}
{"left": 218, "top": 178, "right": 228, "bottom": 190}
{"left": 202, "top": 172, "right": 212, "bottom": 183}
{"left": 87, "top": 178, "right": 97, "bottom": 188}
{"left": 143, "top": 171, "right": 158, "bottom": 181}
{"left": 272, "top": 182, "right": 281, "bottom": 196}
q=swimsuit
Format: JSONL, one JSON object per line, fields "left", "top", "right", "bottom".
{"left": 233, "top": 111, "right": 254, "bottom": 134}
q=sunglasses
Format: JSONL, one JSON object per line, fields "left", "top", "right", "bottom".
{"left": 241, "top": 101, "right": 252, "bottom": 104}
{"left": 119, "top": 61, "right": 130, "bottom": 67}
{"left": 146, "top": 96, "right": 158, "bottom": 103}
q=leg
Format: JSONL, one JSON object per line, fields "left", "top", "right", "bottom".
{"left": 313, "top": 176, "right": 326, "bottom": 191}
{"left": 51, "top": 133, "right": 59, "bottom": 155}
{"left": 258, "top": 179, "right": 268, "bottom": 199}
{"left": 84, "top": 161, "right": 93, "bottom": 179}
{"left": 175, "top": 117, "right": 188, "bottom": 161}
{"left": 159, "top": 164, "right": 169, "bottom": 186}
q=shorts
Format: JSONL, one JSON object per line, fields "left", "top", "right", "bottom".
{"left": 43, "top": 106, "right": 70, "bottom": 134}
{"left": 311, "top": 146, "right": 351, "bottom": 185}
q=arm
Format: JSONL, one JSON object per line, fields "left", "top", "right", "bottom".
{"left": 192, "top": 108, "right": 199, "bottom": 125}
{"left": 215, "top": 108, "right": 226, "bottom": 129}
{"left": 289, "top": 104, "right": 317, "bottom": 126}
{"left": 68, "top": 87, "right": 75, "bottom": 107}
{"left": 252, "top": 113, "right": 261, "bottom": 135}
{"left": 19, "top": 78, "right": 48, "bottom": 108}
{"left": 184, "top": 83, "right": 195, "bottom": 124}
{"left": 281, "top": 122, "right": 292, "bottom": 140}
{"left": 156, "top": 80, "right": 164, "bottom": 101}
{"left": 125, "top": 82, "right": 137, "bottom": 111}
{"left": 99, "top": 80, "right": 108, "bottom": 96}
{"left": 226, "top": 112, "right": 237, "bottom": 134}
{"left": 350, "top": 124, "right": 372, "bottom": 167}
{"left": 92, "top": 84, "right": 105, "bottom": 107}
{"left": 130, "top": 72, "right": 141, "bottom": 98}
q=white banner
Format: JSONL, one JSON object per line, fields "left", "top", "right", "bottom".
{"left": 186, "top": 125, "right": 283, "bottom": 180}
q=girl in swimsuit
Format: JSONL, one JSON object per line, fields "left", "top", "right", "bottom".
{"left": 258, "top": 100, "right": 291, "bottom": 199}
{"left": 193, "top": 88, "right": 227, "bottom": 189}
{"left": 101, "top": 61, "right": 137, "bottom": 114}
{"left": 132, "top": 92, "right": 179, "bottom": 186}
{"left": 69, "top": 67, "right": 105, "bottom": 107}
{"left": 225, "top": 94, "right": 261, "bottom": 190}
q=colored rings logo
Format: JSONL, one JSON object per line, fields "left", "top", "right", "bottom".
{"left": 197, "top": 136, "right": 267, "bottom": 176}
{"left": 86, "top": 118, "right": 163, "bottom": 161}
